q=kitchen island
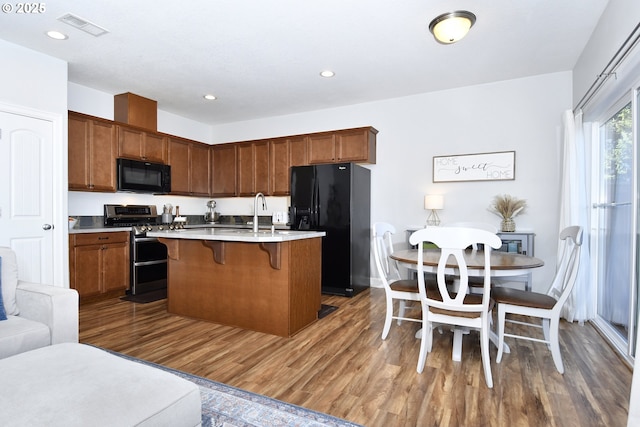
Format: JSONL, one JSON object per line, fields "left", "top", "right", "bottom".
{"left": 146, "top": 228, "right": 326, "bottom": 337}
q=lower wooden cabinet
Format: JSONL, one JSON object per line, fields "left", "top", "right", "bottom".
{"left": 69, "top": 232, "right": 130, "bottom": 300}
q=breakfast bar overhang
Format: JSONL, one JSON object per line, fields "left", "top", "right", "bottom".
{"left": 147, "top": 228, "right": 326, "bottom": 337}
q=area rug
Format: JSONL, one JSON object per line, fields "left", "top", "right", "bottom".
{"left": 111, "top": 351, "right": 363, "bottom": 427}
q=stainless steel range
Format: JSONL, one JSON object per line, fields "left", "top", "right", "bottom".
{"left": 104, "top": 204, "right": 171, "bottom": 296}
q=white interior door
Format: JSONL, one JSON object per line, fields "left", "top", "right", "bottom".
{"left": 0, "top": 110, "right": 54, "bottom": 284}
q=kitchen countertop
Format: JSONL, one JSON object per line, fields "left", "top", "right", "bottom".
{"left": 68, "top": 223, "right": 291, "bottom": 234}
{"left": 68, "top": 214, "right": 290, "bottom": 234}
{"left": 147, "top": 227, "right": 325, "bottom": 243}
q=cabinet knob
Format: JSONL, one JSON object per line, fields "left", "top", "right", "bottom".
{"left": 42, "top": 224, "right": 53, "bottom": 230}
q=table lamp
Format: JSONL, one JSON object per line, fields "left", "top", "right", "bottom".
{"left": 424, "top": 194, "right": 444, "bottom": 226}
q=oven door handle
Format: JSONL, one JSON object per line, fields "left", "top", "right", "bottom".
{"left": 133, "top": 237, "right": 161, "bottom": 243}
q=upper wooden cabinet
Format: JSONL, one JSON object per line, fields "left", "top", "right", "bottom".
{"left": 237, "top": 140, "right": 270, "bottom": 196}
{"left": 308, "top": 127, "right": 377, "bottom": 164}
{"left": 68, "top": 112, "right": 117, "bottom": 192}
{"left": 117, "top": 125, "right": 168, "bottom": 164}
{"left": 270, "top": 138, "right": 291, "bottom": 196}
{"left": 69, "top": 111, "right": 377, "bottom": 198}
{"left": 190, "top": 143, "right": 212, "bottom": 196}
{"left": 211, "top": 144, "right": 237, "bottom": 197}
{"left": 288, "top": 135, "right": 308, "bottom": 168}
{"left": 168, "top": 137, "right": 211, "bottom": 196}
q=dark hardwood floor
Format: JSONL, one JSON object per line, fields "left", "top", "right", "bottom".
{"left": 79, "top": 288, "right": 631, "bottom": 426}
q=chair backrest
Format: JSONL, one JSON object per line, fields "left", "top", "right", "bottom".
{"left": 547, "top": 225, "right": 583, "bottom": 308}
{"left": 372, "top": 222, "right": 402, "bottom": 288}
{"left": 409, "top": 227, "right": 502, "bottom": 314}
{"left": 445, "top": 222, "right": 498, "bottom": 233}
{"left": 445, "top": 222, "right": 498, "bottom": 250}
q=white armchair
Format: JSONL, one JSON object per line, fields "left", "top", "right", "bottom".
{"left": 0, "top": 247, "right": 79, "bottom": 359}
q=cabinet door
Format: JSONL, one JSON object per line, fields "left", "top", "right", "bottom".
{"left": 118, "top": 126, "right": 167, "bottom": 163}
{"left": 68, "top": 113, "right": 90, "bottom": 190}
{"left": 68, "top": 114, "right": 116, "bottom": 192}
{"left": 190, "top": 143, "right": 211, "bottom": 196}
{"left": 168, "top": 138, "right": 190, "bottom": 194}
{"left": 289, "top": 135, "right": 308, "bottom": 167}
{"left": 118, "top": 126, "right": 144, "bottom": 160}
{"left": 307, "top": 133, "right": 336, "bottom": 164}
{"left": 237, "top": 142, "right": 254, "bottom": 196}
{"left": 336, "top": 128, "right": 370, "bottom": 162}
{"left": 211, "top": 144, "right": 237, "bottom": 196}
{"left": 90, "top": 121, "right": 117, "bottom": 191}
{"left": 254, "top": 140, "right": 270, "bottom": 195}
{"left": 70, "top": 244, "right": 103, "bottom": 298}
{"left": 270, "top": 139, "right": 290, "bottom": 196}
{"left": 143, "top": 133, "right": 167, "bottom": 163}
{"left": 102, "top": 242, "right": 130, "bottom": 292}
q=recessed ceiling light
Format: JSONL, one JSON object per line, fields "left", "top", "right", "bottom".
{"left": 46, "top": 30, "right": 68, "bottom": 40}
{"left": 320, "top": 70, "right": 335, "bottom": 78}
{"left": 203, "top": 94, "right": 217, "bottom": 100}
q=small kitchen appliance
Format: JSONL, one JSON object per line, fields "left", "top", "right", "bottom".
{"left": 204, "top": 200, "right": 218, "bottom": 223}
{"left": 116, "top": 158, "right": 171, "bottom": 194}
{"left": 161, "top": 204, "right": 173, "bottom": 224}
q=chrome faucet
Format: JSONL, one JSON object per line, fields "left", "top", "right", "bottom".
{"left": 253, "top": 192, "right": 267, "bottom": 232}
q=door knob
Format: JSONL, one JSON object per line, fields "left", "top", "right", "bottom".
{"left": 42, "top": 224, "right": 53, "bottom": 230}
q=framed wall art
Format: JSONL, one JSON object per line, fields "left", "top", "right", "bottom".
{"left": 433, "top": 151, "right": 515, "bottom": 183}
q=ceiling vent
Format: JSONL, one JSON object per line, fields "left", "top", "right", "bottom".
{"left": 58, "top": 13, "right": 109, "bottom": 37}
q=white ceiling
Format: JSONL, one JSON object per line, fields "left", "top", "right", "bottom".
{"left": 0, "top": 0, "right": 608, "bottom": 125}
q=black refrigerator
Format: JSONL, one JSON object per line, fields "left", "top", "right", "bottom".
{"left": 290, "top": 163, "right": 370, "bottom": 297}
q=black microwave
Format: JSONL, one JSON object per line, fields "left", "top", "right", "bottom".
{"left": 116, "top": 158, "right": 171, "bottom": 194}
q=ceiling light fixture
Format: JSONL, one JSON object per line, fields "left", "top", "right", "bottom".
{"left": 319, "top": 70, "right": 335, "bottom": 78}
{"left": 203, "top": 94, "right": 217, "bottom": 100}
{"left": 428, "top": 10, "right": 476, "bottom": 44}
{"left": 46, "top": 30, "right": 68, "bottom": 40}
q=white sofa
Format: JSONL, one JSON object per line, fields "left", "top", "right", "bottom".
{"left": 0, "top": 247, "right": 79, "bottom": 359}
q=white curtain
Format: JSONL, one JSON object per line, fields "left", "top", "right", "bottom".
{"left": 559, "top": 109, "right": 594, "bottom": 322}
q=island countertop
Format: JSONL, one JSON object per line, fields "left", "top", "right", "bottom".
{"left": 146, "top": 227, "right": 325, "bottom": 242}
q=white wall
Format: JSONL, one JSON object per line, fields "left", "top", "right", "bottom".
{"left": 68, "top": 82, "right": 213, "bottom": 143}
{"left": 0, "top": 39, "right": 69, "bottom": 286}
{"left": 210, "top": 72, "right": 573, "bottom": 290}
{"left": 573, "top": 0, "right": 640, "bottom": 109}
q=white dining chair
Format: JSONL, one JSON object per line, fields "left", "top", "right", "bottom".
{"left": 445, "top": 222, "right": 499, "bottom": 293}
{"left": 492, "top": 225, "right": 583, "bottom": 374}
{"left": 409, "top": 226, "right": 502, "bottom": 388}
{"left": 372, "top": 222, "right": 422, "bottom": 340}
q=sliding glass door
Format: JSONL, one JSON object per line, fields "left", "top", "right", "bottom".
{"left": 591, "top": 96, "right": 637, "bottom": 363}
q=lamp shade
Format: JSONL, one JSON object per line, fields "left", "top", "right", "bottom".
{"left": 429, "top": 11, "right": 476, "bottom": 44}
{"left": 424, "top": 194, "right": 444, "bottom": 210}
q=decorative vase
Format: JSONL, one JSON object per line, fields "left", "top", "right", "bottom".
{"left": 501, "top": 218, "right": 516, "bottom": 232}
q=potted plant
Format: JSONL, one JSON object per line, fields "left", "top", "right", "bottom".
{"left": 489, "top": 194, "right": 527, "bottom": 232}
